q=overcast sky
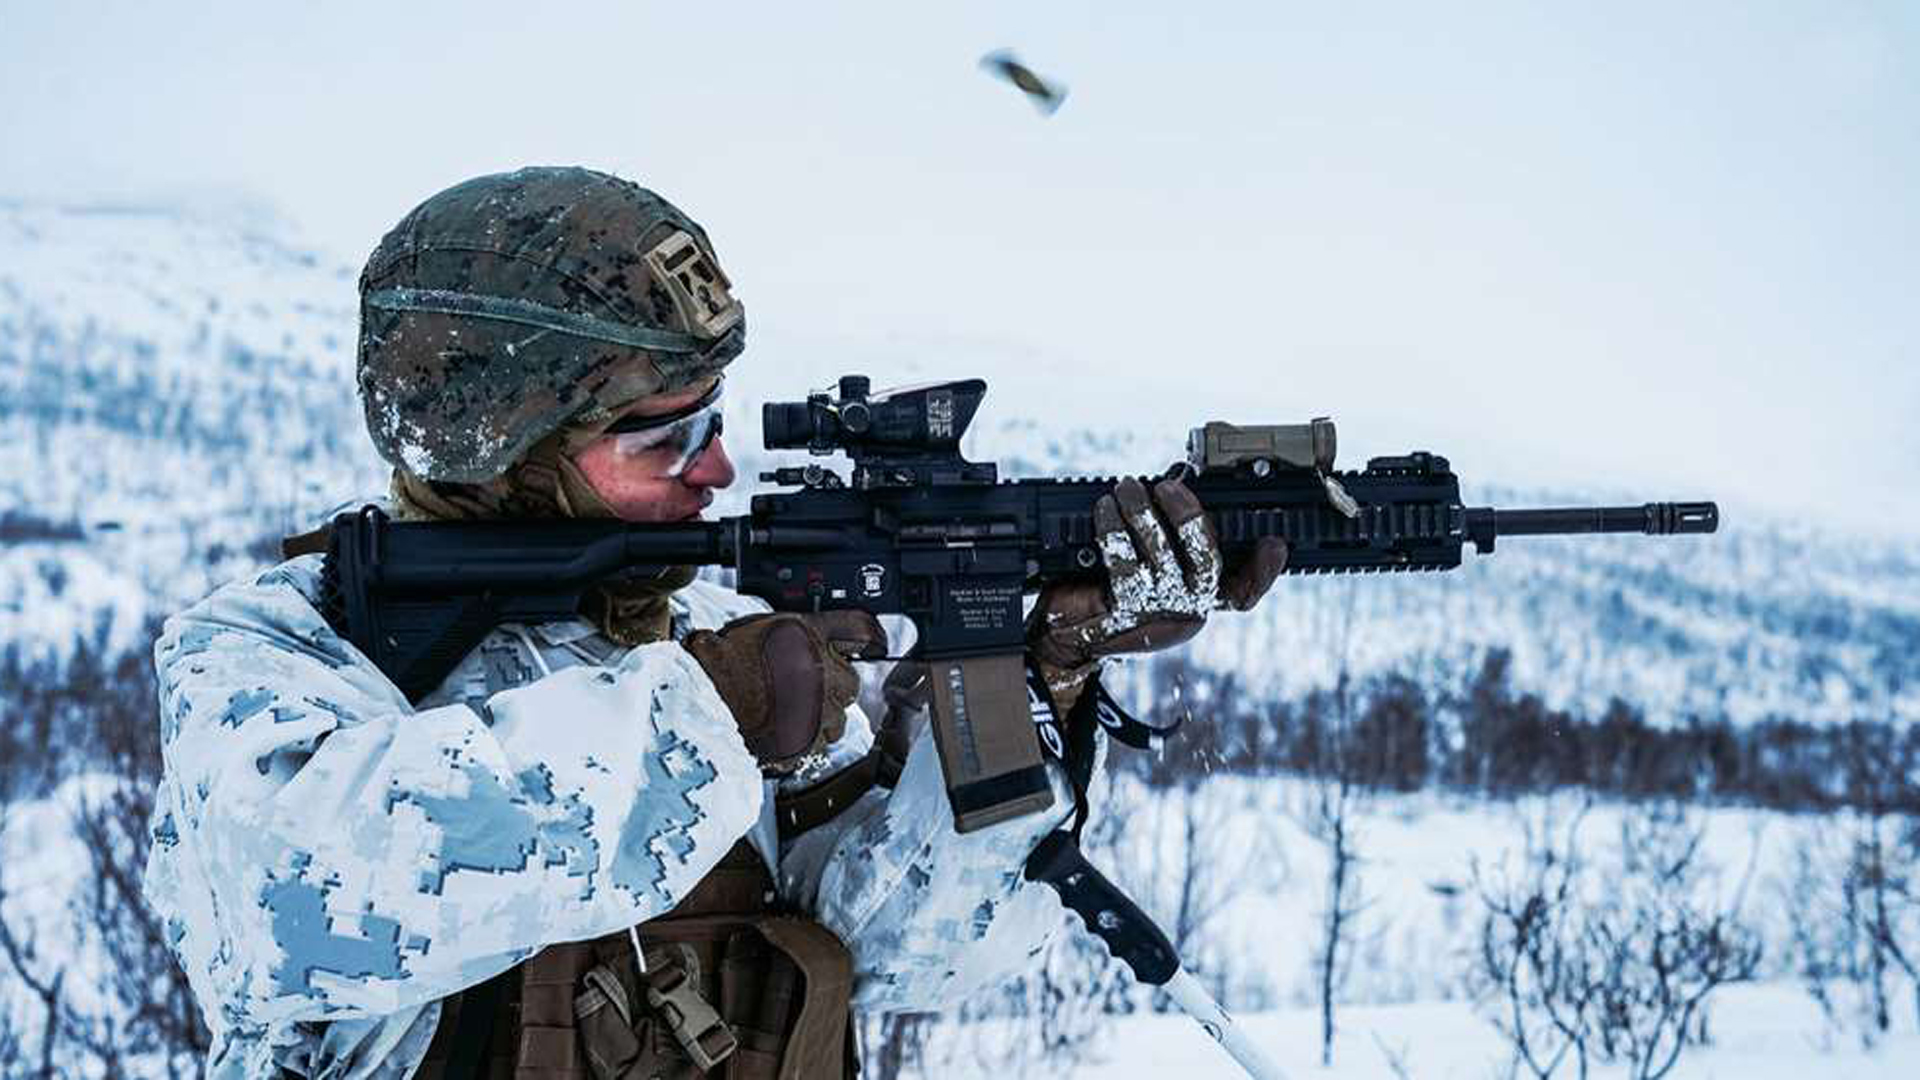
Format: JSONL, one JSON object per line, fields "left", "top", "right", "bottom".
{"left": 3, "top": 2, "right": 1916, "bottom": 538}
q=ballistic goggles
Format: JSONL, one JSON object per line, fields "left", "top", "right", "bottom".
{"left": 602, "top": 380, "right": 725, "bottom": 478}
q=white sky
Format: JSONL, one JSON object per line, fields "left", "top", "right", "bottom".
{"left": 2, "top": 1, "right": 1916, "bottom": 538}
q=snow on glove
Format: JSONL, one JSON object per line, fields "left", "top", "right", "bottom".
{"left": 683, "top": 611, "right": 888, "bottom": 774}
{"left": 1027, "top": 474, "right": 1288, "bottom": 713}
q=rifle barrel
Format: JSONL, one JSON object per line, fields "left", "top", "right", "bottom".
{"left": 1469, "top": 501, "right": 1718, "bottom": 539}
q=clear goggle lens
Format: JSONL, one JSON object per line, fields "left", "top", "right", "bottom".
{"left": 604, "top": 385, "right": 725, "bottom": 478}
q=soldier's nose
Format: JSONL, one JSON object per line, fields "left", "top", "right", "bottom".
{"left": 682, "top": 435, "right": 736, "bottom": 490}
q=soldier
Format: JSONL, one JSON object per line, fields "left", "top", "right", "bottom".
{"left": 143, "top": 166, "right": 1286, "bottom": 1079}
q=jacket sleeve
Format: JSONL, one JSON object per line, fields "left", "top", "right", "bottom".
{"left": 783, "top": 718, "right": 1082, "bottom": 1011}
{"left": 142, "top": 559, "right": 763, "bottom": 1036}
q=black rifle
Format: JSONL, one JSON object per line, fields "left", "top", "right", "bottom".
{"left": 320, "top": 374, "right": 1718, "bottom": 832}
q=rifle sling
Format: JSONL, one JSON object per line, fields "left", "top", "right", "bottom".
{"left": 775, "top": 750, "right": 884, "bottom": 843}
{"left": 280, "top": 523, "right": 332, "bottom": 559}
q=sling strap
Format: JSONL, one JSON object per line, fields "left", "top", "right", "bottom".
{"left": 774, "top": 751, "right": 885, "bottom": 844}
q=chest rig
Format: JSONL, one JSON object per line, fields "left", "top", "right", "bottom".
{"left": 406, "top": 611, "right": 868, "bottom": 1080}
{"left": 411, "top": 838, "right": 855, "bottom": 1080}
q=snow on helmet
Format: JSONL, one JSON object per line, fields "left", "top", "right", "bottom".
{"left": 356, "top": 166, "right": 744, "bottom": 482}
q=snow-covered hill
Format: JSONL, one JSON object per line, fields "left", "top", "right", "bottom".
{"left": 0, "top": 199, "right": 381, "bottom": 662}
{"left": 3, "top": 198, "right": 1917, "bottom": 728}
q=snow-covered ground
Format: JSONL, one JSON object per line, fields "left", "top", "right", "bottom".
{"left": 1064, "top": 777, "right": 1800, "bottom": 1010}
{"left": 919, "top": 776, "right": 1920, "bottom": 1078}
{"left": 0, "top": 774, "right": 131, "bottom": 1035}
{"left": 929, "top": 986, "right": 1920, "bottom": 1080}
{"left": 7, "top": 774, "right": 1916, "bottom": 1077}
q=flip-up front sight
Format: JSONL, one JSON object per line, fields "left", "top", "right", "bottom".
{"left": 762, "top": 374, "right": 987, "bottom": 456}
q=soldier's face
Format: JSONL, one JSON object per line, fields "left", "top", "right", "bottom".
{"left": 571, "top": 381, "right": 736, "bottom": 522}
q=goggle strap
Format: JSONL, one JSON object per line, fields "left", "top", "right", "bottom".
{"left": 604, "top": 380, "right": 725, "bottom": 435}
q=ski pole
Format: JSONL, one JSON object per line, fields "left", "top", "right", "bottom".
{"left": 1025, "top": 831, "right": 1291, "bottom": 1080}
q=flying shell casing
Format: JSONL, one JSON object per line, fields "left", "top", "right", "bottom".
{"left": 1187, "top": 419, "right": 1337, "bottom": 473}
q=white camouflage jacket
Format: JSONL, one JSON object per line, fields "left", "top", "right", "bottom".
{"left": 143, "top": 556, "right": 1073, "bottom": 1079}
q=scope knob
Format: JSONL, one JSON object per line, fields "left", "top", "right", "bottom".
{"left": 840, "top": 401, "right": 872, "bottom": 434}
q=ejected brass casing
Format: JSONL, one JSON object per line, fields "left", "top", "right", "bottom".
{"left": 1187, "top": 419, "right": 1337, "bottom": 472}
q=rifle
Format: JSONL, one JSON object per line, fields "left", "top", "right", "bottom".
{"left": 320, "top": 373, "right": 1718, "bottom": 834}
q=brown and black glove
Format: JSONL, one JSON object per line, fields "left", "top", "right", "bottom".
{"left": 683, "top": 611, "right": 888, "bottom": 774}
{"left": 1028, "top": 473, "right": 1288, "bottom": 713}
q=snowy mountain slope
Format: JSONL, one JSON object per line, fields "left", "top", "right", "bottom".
{"left": 0, "top": 200, "right": 385, "bottom": 658}
{"left": 2, "top": 198, "right": 1917, "bottom": 730}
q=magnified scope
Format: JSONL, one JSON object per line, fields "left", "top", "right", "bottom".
{"left": 761, "top": 375, "right": 986, "bottom": 456}
{"left": 761, "top": 400, "right": 826, "bottom": 450}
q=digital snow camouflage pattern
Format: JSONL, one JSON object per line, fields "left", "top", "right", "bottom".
{"left": 357, "top": 167, "right": 746, "bottom": 483}
{"left": 145, "top": 560, "right": 1070, "bottom": 1079}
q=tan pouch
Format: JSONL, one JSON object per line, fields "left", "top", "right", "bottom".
{"left": 571, "top": 919, "right": 852, "bottom": 1080}
{"left": 572, "top": 959, "right": 648, "bottom": 1080}
{"left": 575, "top": 942, "right": 737, "bottom": 1080}
{"left": 753, "top": 918, "right": 852, "bottom": 1080}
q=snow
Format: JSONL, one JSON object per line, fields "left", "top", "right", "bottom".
{"left": 9, "top": 775, "right": 1916, "bottom": 1077}
{"left": 4, "top": 197, "right": 1919, "bottom": 727}
{"left": 0, "top": 774, "right": 129, "bottom": 1028}
{"left": 925, "top": 987, "right": 1920, "bottom": 1079}
{"left": 1070, "top": 778, "right": 1802, "bottom": 1010}
{"left": 3, "top": 198, "right": 1919, "bottom": 1076}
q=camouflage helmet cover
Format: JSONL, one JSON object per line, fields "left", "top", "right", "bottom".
{"left": 357, "top": 166, "right": 745, "bottom": 482}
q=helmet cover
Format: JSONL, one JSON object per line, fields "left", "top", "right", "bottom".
{"left": 357, "top": 166, "right": 745, "bottom": 482}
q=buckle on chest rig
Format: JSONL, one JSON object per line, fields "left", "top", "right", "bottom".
{"left": 643, "top": 946, "right": 739, "bottom": 1071}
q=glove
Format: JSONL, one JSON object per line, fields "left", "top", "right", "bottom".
{"left": 683, "top": 611, "right": 888, "bottom": 774}
{"left": 1028, "top": 474, "right": 1288, "bottom": 713}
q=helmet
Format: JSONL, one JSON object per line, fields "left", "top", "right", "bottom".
{"left": 356, "top": 166, "right": 745, "bottom": 483}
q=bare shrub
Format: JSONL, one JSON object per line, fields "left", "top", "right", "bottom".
{"left": 1138, "top": 778, "right": 1282, "bottom": 1011}
{"left": 0, "top": 630, "right": 207, "bottom": 1079}
{"left": 0, "top": 830, "right": 63, "bottom": 1080}
{"left": 1472, "top": 801, "right": 1760, "bottom": 1080}
{"left": 1781, "top": 810, "right": 1920, "bottom": 1046}
{"left": 1302, "top": 742, "right": 1366, "bottom": 1068}
{"left": 0, "top": 1010, "right": 20, "bottom": 1080}
{"left": 1299, "top": 580, "right": 1371, "bottom": 1068}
